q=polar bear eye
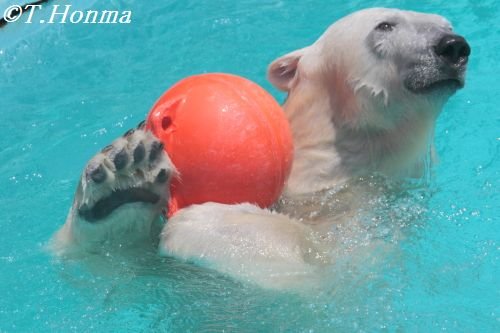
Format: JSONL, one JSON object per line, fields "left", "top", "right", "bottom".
{"left": 375, "top": 22, "right": 395, "bottom": 32}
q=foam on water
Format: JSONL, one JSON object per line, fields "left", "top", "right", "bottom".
{"left": 0, "top": 0, "right": 498, "bottom": 331}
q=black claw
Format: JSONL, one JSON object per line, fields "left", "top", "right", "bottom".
{"left": 156, "top": 169, "right": 169, "bottom": 183}
{"left": 89, "top": 165, "right": 107, "bottom": 184}
{"left": 101, "top": 145, "right": 113, "bottom": 154}
{"left": 123, "top": 128, "right": 135, "bottom": 138}
{"left": 149, "top": 141, "right": 164, "bottom": 161}
{"left": 113, "top": 149, "right": 128, "bottom": 170}
{"left": 137, "top": 120, "right": 146, "bottom": 129}
{"left": 133, "top": 142, "right": 146, "bottom": 163}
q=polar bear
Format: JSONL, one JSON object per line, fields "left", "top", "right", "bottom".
{"left": 50, "top": 8, "right": 470, "bottom": 289}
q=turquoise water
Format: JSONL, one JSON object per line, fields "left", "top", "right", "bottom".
{"left": 0, "top": 0, "right": 498, "bottom": 332}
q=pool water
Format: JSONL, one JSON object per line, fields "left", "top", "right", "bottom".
{"left": 0, "top": 0, "right": 498, "bottom": 332}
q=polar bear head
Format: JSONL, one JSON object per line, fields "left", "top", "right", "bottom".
{"left": 268, "top": 8, "right": 470, "bottom": 192}
{"left": 268, "top": 8, "right": 470, "bottom": 129}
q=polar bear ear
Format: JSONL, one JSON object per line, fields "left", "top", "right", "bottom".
{"left": 267, "top": 48, "right": 307, "bottom": 91}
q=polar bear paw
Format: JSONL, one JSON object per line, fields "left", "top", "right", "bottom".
{"left": 76, "top": 122, "right": 174, "bottom": 222}
{"left": 53, "top": 122, "right": 175, "bottom": 252}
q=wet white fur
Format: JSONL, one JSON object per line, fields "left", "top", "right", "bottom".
{"left": 159, "top": 8, "right": 463, "bottom": 289}
{"left": 160, "top": 203, "right": 325, "bottom": 289}
{"left": 271, "top": 8, "right": 454, "bottom": 194}
{"left": 53, "top": 8, "right": 465, "bottom": 290}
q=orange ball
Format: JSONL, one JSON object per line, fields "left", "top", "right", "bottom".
{"left": 146, "top": 73, "right": 293, "bottom": 216}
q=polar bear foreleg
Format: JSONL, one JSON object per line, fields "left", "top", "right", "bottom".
{"left": 159, "top": 202, "right": 326, "bottom": 290}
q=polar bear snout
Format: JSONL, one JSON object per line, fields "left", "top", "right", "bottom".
{"left": 434, "top": 34, "right": 470, "bottom": 68}
{"left": 403, "top": 32, "right": 470, "bottom": 94}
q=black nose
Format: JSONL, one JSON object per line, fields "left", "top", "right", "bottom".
{"left": 434, "top": 34, "right": 470, "bottom": 66}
